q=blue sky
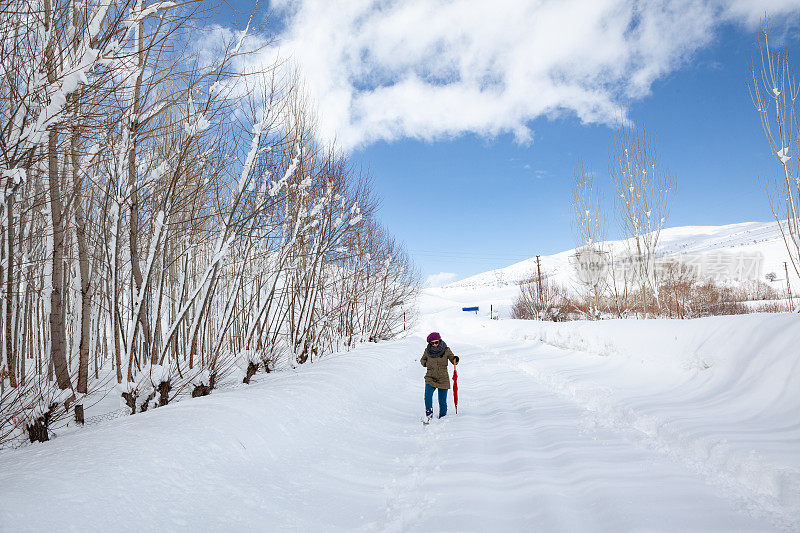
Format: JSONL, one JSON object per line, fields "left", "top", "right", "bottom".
{"left": 352, "top": 23, "right": 798, "bottom": 283}
{"left": 213, "top": 1, "right": 800, "bottom": 285}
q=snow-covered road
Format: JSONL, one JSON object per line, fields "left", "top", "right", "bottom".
{"left": 1, "top": 310, "right": 791, "bottom": 531}
{"left": 382, "top": 340, "right": 773, "bottom": 532}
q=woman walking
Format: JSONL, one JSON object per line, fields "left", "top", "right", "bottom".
{"left": 420, "top": 332, "right": 459, "bottom": 422}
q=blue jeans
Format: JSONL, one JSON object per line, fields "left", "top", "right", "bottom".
{"left": 425, "top": 384, "right": 448, "bottom": 418}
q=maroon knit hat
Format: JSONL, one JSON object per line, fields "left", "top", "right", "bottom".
{"left": 426, "top": 332, "right": 441, "bottom": 343}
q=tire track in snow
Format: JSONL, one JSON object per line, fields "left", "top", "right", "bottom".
{"left": 378, "top": 352, "right": 440, "bottom": 533}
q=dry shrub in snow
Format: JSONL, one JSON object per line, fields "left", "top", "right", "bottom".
{"left": 658, "top": 261, "right": 697, "bottom": 319}
{"left": 511, "top": 275, "right": 575, "bottom": 322}
{"left": 654, "top": 263, "right": 748, "bottom": 318}
{"left": 750, "top": 300, "right": 792, "bottom": 313}
{"left": 692, "top": 282, "right": 749, "bottom": 317}
{"left": 731, "top": 280, "right": 781, "bottom": 302}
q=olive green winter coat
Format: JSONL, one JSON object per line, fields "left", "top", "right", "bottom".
{"left": 420, "top": 346, "right": 459, "bottom": 389}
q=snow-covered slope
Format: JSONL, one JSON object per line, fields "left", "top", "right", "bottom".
{"left": 1, "top": 295, "right": 798, "bottom": 531}
{"left": 448, "top": 220, "right": 798, "bottom": 290}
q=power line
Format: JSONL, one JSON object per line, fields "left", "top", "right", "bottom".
{"left": 409, "top": 249, "right": 535, "bottom": 260}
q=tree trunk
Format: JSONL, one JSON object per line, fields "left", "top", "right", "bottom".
{"left": 127, "top": 6, "right": 152, "bottom": 366}
{"left": 48, "top": 129, "right": 71, "bottom": 392}
{"left": 74, "top": 139, "right": 91, "bottom": 394}
{"left": 70, "top": 0, "right": 91, "bottom": 395}
{"left": 4, "top": 198, "right": 17, "bottom": 388}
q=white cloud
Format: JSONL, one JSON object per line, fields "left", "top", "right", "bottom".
{"left": 725, "top": 0, "right": 800, "bottom": 26}
{"left": 259, "top": 0, "right": 800, "bottom": 151}
{"left": 425, "top": 272, "right": 458, "bottom": 287}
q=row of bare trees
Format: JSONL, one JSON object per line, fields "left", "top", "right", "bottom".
{"left": 0, "top": 0, "right": 418, "bottom": 445}
{"left": 562, "top": 120, "right": 674, "bottom": 319}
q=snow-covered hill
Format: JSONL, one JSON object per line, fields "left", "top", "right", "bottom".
{"left": 448, "top": 220, "right": 798, "bottom": 290}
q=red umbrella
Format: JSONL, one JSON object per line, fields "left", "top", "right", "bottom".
{"left": 452, "top": 366, "right": 458, "bottom": 414}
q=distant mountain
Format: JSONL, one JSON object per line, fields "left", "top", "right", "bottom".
{"left": 446, "top": 221, "right": 798, "bottom": 290}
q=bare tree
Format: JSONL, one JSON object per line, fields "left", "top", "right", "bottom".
{"left": 609, "top": 120, "right": 674, "bottom": 317}
{"left": 570, "top": 160, "right": 607, "bottom": 319}
{"left": 749, "top": 18, "right": 800, "bottom": 287}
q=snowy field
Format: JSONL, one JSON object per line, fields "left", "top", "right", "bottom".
{"left": 0, "top": 290, "right": 798, "bottom": 531}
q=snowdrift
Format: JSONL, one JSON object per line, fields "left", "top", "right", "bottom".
{"left": 422, "top": 308, "right": 800, "bottom": 527}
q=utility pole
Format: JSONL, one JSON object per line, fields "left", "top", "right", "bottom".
{"left": 536, "top": 255, "right": 543, "bottom": 299}
{"left": 785, "top": 262, "right": 794, "bottom": 310}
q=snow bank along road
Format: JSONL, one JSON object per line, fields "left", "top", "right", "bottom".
{"left": 1, "top": 307, "right": 798, "bottom": 531}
